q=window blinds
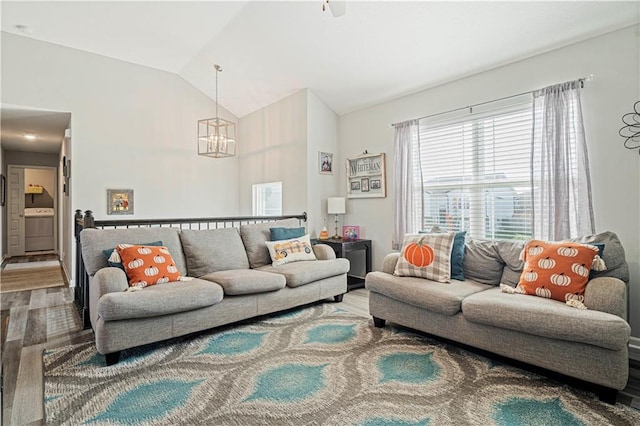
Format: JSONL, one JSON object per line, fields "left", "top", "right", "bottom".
{"left": 416, "top": 101, "right": 533, "bottom": 240}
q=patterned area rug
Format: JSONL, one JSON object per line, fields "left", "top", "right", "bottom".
{"left": 44, "top": 304, "right": 640, "bottom": 425}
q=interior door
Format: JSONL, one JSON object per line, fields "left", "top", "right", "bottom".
{"left": 7, "top": 165, "right": 25, "bottom": 256}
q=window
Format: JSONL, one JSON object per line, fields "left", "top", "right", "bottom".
{"left": 252, "top": 182, "right": 282, "bottom": 216}
{"left": 417, "top": 101, "right": 533, "bottom": 240}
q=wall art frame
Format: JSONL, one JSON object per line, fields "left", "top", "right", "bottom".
{"left": 107, "top": 188, "right": 134, "bottom": 215}
{"left": 319, "top": 151, "right": 334, "bottom": 174}
{"left": 346, "top": 153, "right": 386, "bottom": 198}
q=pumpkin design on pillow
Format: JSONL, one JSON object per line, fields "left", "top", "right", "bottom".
{"left": 116, "top": 244, "right": 181, "bottom": 288}
{"left": 393, "top": 233, "right": 455, "bottom": 283}
{"left": 404, "top": 238, "right": 435, "bottom": 268}
{"left": 517, "top": 240, "right": 605, "bottom": 303}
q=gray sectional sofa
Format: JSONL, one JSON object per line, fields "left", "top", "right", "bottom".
{"left": 365, "top": 231, "right": 631, "bottom": 401}
{"left": 80, "top": 218, "right": 349, "bottom": 365}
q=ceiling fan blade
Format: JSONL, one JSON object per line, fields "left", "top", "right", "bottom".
{"left": 329, "top": 1, "right": 346, "bottom": 17}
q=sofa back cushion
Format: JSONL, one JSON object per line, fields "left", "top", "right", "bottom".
{"left": 497, "top": 240, "right": 525, "bottom": 287}
{"left": 463, "top": 231, "right": 627, "bottom": 287}
{"left": 240, "top": 218, "right": 303, "bottom": 268}
{"left": 462, "top": 238, "right": 504, "bottom": 285}
{"left": 81, "top": 228, "right": 187, "bottom": 276}
{"left": 568, "top": 231, "right": 629, "bottom": 284}
{"left": 180, "top": 228, "right": 250, "bottom": 277}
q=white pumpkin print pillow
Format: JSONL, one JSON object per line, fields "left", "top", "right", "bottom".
{"left": 516, "top": 240, "right": 605, "bottom": 303}
{"left": 116, "top": 244, "right": 181, "bottom": 288}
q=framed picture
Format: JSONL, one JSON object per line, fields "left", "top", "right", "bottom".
{"left": 360, "top": 178, "right": 369, "bottom": 192}
{"left": 342, "top": 225, "right": 360, "bottom": 241}
{"left": 0, "top": 174, "right": 5, "bottom": 207}
{"left": 319, "top": 151, "right": 334, "bottom": 174}
{"left": 107, "top": 189, "right": 134, "bottom": 215}
{"left": 346, "top": 153, "right": 386, "bottom": 198}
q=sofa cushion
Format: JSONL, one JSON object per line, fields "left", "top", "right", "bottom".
{"left": 179, "top": 228, "right": 250, "bottom": 277}
{"left": 240, "top": 218, "right": 303, "bottom": 268}
{"left": 462, "top": 287, "right": 630, "bottom": 350}
{"left": 200, "top": 269, "right": 285, "bottom": 295}
{"left": 366, "top": 272, "right": 493, "bottom": 316}
{"left": 258, "top": 258, "right": 350, "bottom": 288}
{"left": 97, "top": 278, "right": 223, "bottom": 321}
{"left": 394, "top": 233, "right": 455, "bottom": 283}
{"left": 568, "top": 231, "right": 629, "bottom": 284}
{"left": 497, "top": 239, "right": 525, "bottom": 287}
{"left": 117, "top": 245, "right": 182, "bottom": 288}
{"left": 463, "top": 238, "right": 505, "bottom": 285}
{"left": 265, "top": 234, "right": 317, "bottom": 266}
{"left": 81, "top": 228, "right": 188, "bottom": 277}
{"left": 517, "top": 240, "right": 601, "bottom": 302}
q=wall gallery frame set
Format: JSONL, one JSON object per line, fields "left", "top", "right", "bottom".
{"left": 346, "top": 153, "right": 386, "bottom": 198}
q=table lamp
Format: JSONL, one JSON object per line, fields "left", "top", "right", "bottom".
{"left": 327, "top": 197, "right": 346, "bottom": 239}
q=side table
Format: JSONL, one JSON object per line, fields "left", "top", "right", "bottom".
{"left": 312, "top": 238, "right": 372, "bottom": 290}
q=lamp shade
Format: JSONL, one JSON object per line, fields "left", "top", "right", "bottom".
{"left": 327, "top": 197, "right": 346, "bottom": 215}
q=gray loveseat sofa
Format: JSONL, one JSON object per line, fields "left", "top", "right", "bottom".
{"left": 80, "top": 218, "right": 349, "bottom": 365}
{"left": 365, "top": 231, "right": 631, "bottom": 401}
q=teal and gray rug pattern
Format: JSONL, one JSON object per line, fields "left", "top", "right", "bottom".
{"left": 44, "top": 304, "right": 639, "bottom": 425}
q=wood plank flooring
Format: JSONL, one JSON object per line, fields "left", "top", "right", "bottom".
{"left": 1, "top": 263, "right": 638, "bottom": 425}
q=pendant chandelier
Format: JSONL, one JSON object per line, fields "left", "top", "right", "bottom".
{"left": 198, "top": 64, "right": 236, "bottom": 158}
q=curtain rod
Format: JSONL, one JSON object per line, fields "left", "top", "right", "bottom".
{"left": 390, "top": 74, "right": 595, "bottom": 127}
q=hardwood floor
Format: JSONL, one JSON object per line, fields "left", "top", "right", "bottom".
{"left": 0, "top": 269, "right": 638, "bottom": 425}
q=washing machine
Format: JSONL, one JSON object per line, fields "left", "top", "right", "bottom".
{"left": 25, "top": 207, "right": 55, "bottom": 251}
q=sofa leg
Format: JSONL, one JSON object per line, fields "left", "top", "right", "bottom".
{"left": 105, "top": 351, "right": 121, "bottom": 366}
{"left": 334, "top": 294, "right": 344, "bottom": 303}
{"left": 373, "top": 317, "right": 386, "bottom": 328}
{"left": 598, "top": 387, "right": 617, "bottom": 404}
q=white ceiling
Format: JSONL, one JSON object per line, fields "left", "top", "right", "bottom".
{"left": 1, "top": 1, "right": 639, "bottom": 126}
{"left": 0, "top": 106, "right": 70, "bottom": 154}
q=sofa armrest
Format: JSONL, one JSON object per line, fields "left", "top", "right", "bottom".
{"left": 313, "top": 244, "right": 336, "bottom": 260}
{"left": 381, "top": 253, "right": 400, "bottom": 274}
{"left": 94, "top": 267, "right": 130, "bottom": 295}
{"left": 89, "top": 267, "right": 129, "bottom": 328}
{"left": 583, "top": 277, "right": 627, "bottom": 319}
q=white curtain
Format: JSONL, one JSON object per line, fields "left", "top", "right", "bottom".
{"left": 392, "top": 119, "right": 421, "bottom": 250}
{"left": 531, "top": 80, "right": 595, "bottom": 240}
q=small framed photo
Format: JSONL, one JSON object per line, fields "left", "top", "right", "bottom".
{"left": 350, "top": 181, "right": 360, "bottom": 191}
{"left": 107, "top": 189, "right": 134, "bottom": 215}
{"left": 319, "top": 151, "right": 334, "bottom": 174}
{"left": 370, "top": 179, "right": 381, "bottom": 189}
{"left": 342, "top": 225, "right": 360, "bottom": 241}
{"left": 360, "top": 178, "right": 370, "bottom": 192}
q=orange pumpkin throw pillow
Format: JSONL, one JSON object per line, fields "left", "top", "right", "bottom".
{"left": 517, "top": 240, "right": 604, "bottom": 303}
{"left": 393, "top": 233, "right": 455, "bottom": 283}
{"left": 116, "top": 244, "right": 181, "bottom": 288}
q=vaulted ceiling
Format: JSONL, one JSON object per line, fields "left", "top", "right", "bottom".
{"left": 2, "top": 1, "right": 639, "bottom": 120}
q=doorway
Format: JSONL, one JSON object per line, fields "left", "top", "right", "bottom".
{"left": 7, "top": 165, "right": 58, "bottom": 257}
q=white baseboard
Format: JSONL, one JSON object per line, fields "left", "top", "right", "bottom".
{"left": 629, "top": 337, "right": 640, "bottom": 361}
{"left": 61, "top": 261, "right": 74, "bottom": 288}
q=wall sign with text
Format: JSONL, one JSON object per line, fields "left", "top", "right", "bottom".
{"left": 346, "top": 153, "right": 386, "bottom": 199}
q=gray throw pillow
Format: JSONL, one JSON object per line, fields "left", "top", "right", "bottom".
{"left": 180, "top": 228, "right": 249, "bottom": 277}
